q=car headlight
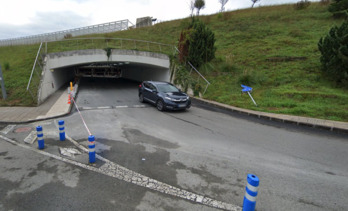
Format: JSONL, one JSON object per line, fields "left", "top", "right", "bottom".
{"left": 165, "top": 96, "right": 175, "bottom": 101}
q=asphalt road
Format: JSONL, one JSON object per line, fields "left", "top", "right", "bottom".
{"left": 1, "top": 78, "right": 347, "bottom": 211}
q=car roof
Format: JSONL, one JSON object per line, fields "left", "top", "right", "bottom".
{"left": 146, "top": 81, "right": 171, "bottom": 85}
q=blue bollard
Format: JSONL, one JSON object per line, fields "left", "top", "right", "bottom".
{"left": 58, "top": 120, "right": 65, "bottom": 141}
{"left": 243, "top": 174, "right": 260, "bottom": 211}
{"left": 88, "top": 135, "right": 96, "bottom": 163}
{"left": 36, "top": 126, "right": 44, "bottom": 149}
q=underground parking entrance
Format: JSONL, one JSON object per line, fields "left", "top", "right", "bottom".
{"left": 37, "top": 49, "right": 171, "bottom": 105}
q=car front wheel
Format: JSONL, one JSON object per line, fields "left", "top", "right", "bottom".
{"left": 156, "top": 100, "right": 165, "bottom": 111}
{"left": 139, "top": 93, "right": 144, "bottom": 103}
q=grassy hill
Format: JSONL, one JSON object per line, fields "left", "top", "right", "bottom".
{"left": 1, "top": 3, "right": 347, "bottom": 121}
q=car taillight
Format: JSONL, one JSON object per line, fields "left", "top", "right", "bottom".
{"left": 139, "top": 84, "right": 142, "bottom": 88}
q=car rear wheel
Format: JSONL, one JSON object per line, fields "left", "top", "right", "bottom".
{"left": 156, "top": 100, "right": 165, "bottom": 111}
{"left": 139, "top": 93, "right": 144, "bottom": 103}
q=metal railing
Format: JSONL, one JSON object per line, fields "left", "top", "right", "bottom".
{"left": 188, "top": 61, "right": 211, "bottom": 94}
{"left": 0, "top": 19, "right": 132, "bottom": 47}
{"left": 27, "top": 42, "right": 45, "bottom": 102}
{"left": 174, "top": 47, "right": 210, "bottom": 95}
{"left": 42, "top": 37, "right": 176, "bottom": 55}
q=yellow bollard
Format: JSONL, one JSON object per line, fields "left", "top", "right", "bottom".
{"left": 70, "top": 82, "right": 73, "bottom": 91}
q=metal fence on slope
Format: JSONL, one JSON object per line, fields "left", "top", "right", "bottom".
{"left": 0, "top": 20, "right": 131, "bottom": 47}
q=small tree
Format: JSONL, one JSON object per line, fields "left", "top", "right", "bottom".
{"left": 318, "top": 19, "right": 348, "bottom": 86}
{"left": 194, "top": 0, "right": 205, "bottom": 16}
{"left": 251, "top": 0, "right": 261, "bottom": 8}
{"left": 178, "top": 18, "right": 216, "bottom": 68}
{"left": 328, "top": 0, "right": 348, "bottom": 18}
{"left": 219, "top": 0, "right": 229, "bottom": 12}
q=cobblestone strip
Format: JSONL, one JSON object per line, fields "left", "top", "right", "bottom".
{"left": 99, "top": 162, "right": 241, "bottom": 211}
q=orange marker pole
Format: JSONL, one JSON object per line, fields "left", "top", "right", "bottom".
{"left": 70, "top": 82, "right": 73, "bottom": 91}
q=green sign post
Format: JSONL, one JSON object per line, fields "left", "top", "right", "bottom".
{"left": 0, "top": 65, "right": 7, "bottom": 100}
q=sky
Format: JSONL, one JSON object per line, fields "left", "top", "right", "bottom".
{"left": 0, "top": 0, "right": 300, "bottom": 40}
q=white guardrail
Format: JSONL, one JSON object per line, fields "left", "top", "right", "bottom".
{"left": 0, "top": 19, "right": 132, "bottom": 47}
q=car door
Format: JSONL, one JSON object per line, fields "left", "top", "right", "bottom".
{"left": 147, "top": 83, "right": 158, "bottom": 104}
{"left": 142, "top": 82, "right": 155, "bottom": 104}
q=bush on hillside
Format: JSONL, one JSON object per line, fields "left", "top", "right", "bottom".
{"left": 3, "top": 62, "right": 10, "bottom": 70}
{"left": 318, "top": 19, "right": 348, "bottom": 87}
{"left": 320, "top": 0, "right": 330, "bottom": 5}
{"left": 328, "top": 0, "right": 348, "bottom": 18}
{"left": 64, "top": 33, "right": 73, "bottom": 39}
{"left": 294, "top": 0, "right": 311, "bottom": 10}
{"left": 178, "top": 18, "right": 216, "bottom": 68}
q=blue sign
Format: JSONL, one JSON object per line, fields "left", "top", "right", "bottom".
{"left": 241, "top": 84, "right": 257, "bottom": 106}
{"left": 241, "top": 85, "right": 252, "bottom": 93}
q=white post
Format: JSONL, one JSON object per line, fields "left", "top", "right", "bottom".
{"left": 247, "top": 92, "right": 257, "bottom": 106}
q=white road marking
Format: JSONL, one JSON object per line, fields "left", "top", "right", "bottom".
{"left": 80, "top": 107, "right": 94, "bottom": 110}
{"left": 0, "top": 125, "right": 16, "bottom": 135}
{"left": 133, "top": 105, "right": 146, "bottom": 108}
{"left": 59, "top": 147, "right": 82, "bottom": 158}
{"left": 24, "top": 131, "right": 37, "bottom": 144}
{"left": 79, "top": 105, "right": 148, "bottom": 111}
{"left": 98, "top": 106, "right": 112, "bottom": 109}
{"left": 115, "top": 105, "right": 128, "bottom": 108}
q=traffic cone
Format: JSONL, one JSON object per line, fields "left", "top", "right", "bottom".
{"left": 68, "top": 94, "right": 71, "bottom": 104}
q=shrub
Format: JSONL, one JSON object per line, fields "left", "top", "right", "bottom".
{"left": 64, "top": 33, "right": 73, "bottom": 39}
{"left": 188, "top": 19, "right": 216, "bottom": 67}
{"left": 238, "top": 70, "right": 257, "bottom": 86}
{"left": 173, "top": 65, "right": 192, "bottom": 92}
{"left": 217, "top": 13, "right": 223, "bottom": 20}
{"left": 191, "top": 79, "right": 205, "bottom": 96}
{"left": 294, "top": 0, "right": 311, "bottom": 10}
{"left": 178, "top": 18, "right": 216, "bottom": 68}
{"left": 220, "top": 63, "right": 241, "bottom": 74}
{"left": 328, "top": 0, "right": 348, "bottom": 18}
{"left": 3, "top": 62, "right": 10, "bottom": 70}
{"left": 320, "top": 0, "right": 330, "bottom": 5}
{"left": 318, "top": 19, "right": 348, "bottom": 87}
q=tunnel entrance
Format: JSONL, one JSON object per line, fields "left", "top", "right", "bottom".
{"left": 75, "top": 62, "right": 123, "bottom": 78}
{"left": 38, "top": 49, "right": 170, "bottom": 104}
{"left": 75, "top": 77, "right": 141, "bottom": 109}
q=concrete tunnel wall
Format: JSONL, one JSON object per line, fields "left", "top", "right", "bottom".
{"left": 38, "top": 49, "right": 170, "bottom": 104}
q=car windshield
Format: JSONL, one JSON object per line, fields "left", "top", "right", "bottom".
{"left": 156, "top": 84, "right": 179, "bottom": 93}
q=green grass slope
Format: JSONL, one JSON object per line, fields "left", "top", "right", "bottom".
{"left": 0, "top": 45, "right": 39, "bottom": 106}
{"left": 0, "top": 3, "right": 347, "bottom": 121}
